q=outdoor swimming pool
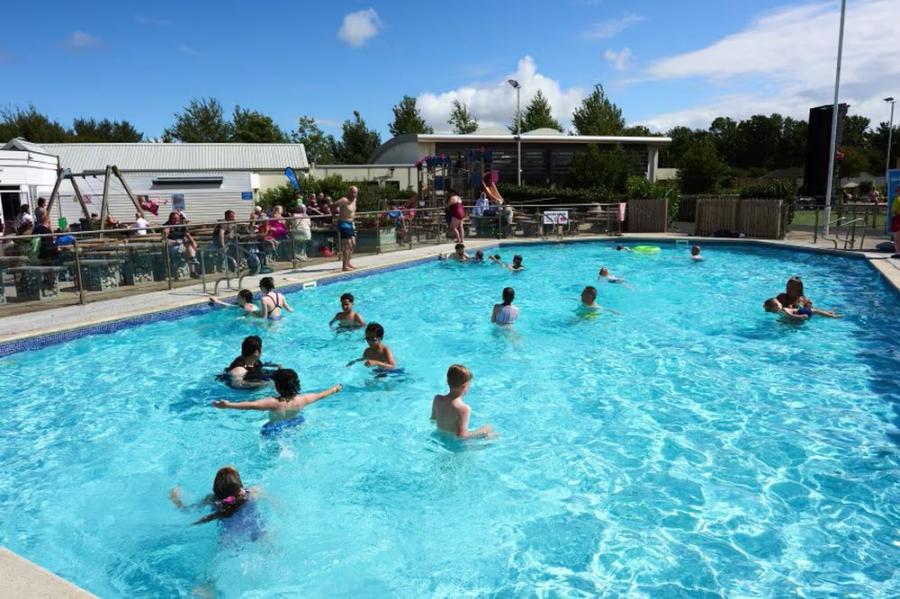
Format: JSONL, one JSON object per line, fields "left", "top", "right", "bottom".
{"left": 1, "top": 241, "right": 898, "bottom": 597}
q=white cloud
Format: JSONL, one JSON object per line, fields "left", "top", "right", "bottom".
{"left": 136, "top": 15, "right": 170, "bottom": 27}
{"left": 416, "top": 56, "right": 585, "bottom": 133}
{"left": 638, "top": 0, "right": 899, "bottom": 130}
{"left": 338, "top": 9, "right": 382, "bottom": 48}
{"left": 583, "top": 13, "right": 645, "bottom": 40}
{"left": 177, "top": 45, "right": 201, "bottom": 57}
{"left": 63, "top": 31, "right": 100, "bottom": 50}
{"left": 604, "top": 48, "right": 632, "bottom": 71}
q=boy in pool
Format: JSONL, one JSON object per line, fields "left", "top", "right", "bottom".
{"left": 329, "top": 292, "right": 366, "bottom": 329}
{"left": 222, "top": 335, "right": 279, "bottom": 388}
{"left": 764, "top": 297, "right": 841, "bottom": 319}
{"left": 472, "top": 250, "right": 485, "bottom": 263}
{"left": 213, "top": 368, "right": 342, "bottom": 423}
{"left": 439, "top": 243, "right": 469, "bottom": 262}
{"left": 691, "top": 245, "right": 704, "bottom": 261}
{"left": 347, "top": 322, "right": 397, "bottom": 370}
{"left": 209, "top": 289, "right": 260, "bottom": 317}
{"left": 579, "top": 286, "right": 620, "bottom": 315}
{"left": 431, "top": 364, "right": 495, "bottom": 439}
{"left": 615, "top": 245, "right": 632, "bottom": 252}
{"left": 598, "top": 267, "right": 625, "bottom": 284}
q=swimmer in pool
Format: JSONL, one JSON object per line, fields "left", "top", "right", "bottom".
{"left": 598, "top": 267, "right": 626, "bottom": 284}
{"left": 764, "top": 297, "right": 841, "bottom": 320}
{"left": 431, "top": 364, "right": 495, "bottom": 439}
{"left": 329, "top": 292, "right": 366, "bottom": 329}
{"left": 691, "top": 245, "right": 704, "bottom": 261}
{"left": 213, "top": 368, "right": 342, "bottom": 422}
{"left": 347, "top": 322, "right": 397, "bottom": 370}
{"left": 505, "top": 255, "right": 525, "bottom": 271}
{"left": 208, "top": 289, "right": 261, "bottom": 317}
{"left": 439, "top": 243, "right": 469, "bottom": 262}
{"left": 579, "top": 286, "right": 620, "bottom": 316}
{"left": 170, "top": 466, "right": 261, "bottom": 527}
{"left": 222, "top": 335, "right": 279, "bottom": 388}
{"left": 259, "top": 277, "right": 292, "bottom": 321}
{"left": 491, "top": 287, "right": 519, "bottom": 326}
{"left": 472, "top": 250, "right": 485, "bottom": 263}
{"left": 616, "top": 245, "right": 632, "bottom": 252}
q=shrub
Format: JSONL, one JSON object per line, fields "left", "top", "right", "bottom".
{"left": 567, "top": 145, "right": 632, "bottom": 193}
{"left": 501, "top": 184, "right": 612, "bottom": 204}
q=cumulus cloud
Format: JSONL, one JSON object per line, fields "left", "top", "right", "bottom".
{"left": 604, "top": 48, "right": 632, "bottom": 71}
{"left": 338, "top": 9, "right": 382, "bottom": 48}
{"left": 63, "top": 31, "right": 100, "bottom": 50}
{"left": 416, "top": 56, "right": 585, "bottom": 133}
{"left": 583, "top": 13, "right": 645, "bottom": 40}
{"left": 638, "top": 0, "right": 899, "bottom": 130}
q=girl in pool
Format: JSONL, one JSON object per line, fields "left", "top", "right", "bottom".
{"left": 491, "top": 287, "right": 519, "bottom": 326}
{"left": 212, "top": 369, "right": 342, "bottom": 428}
{"left": 209, "top": 289, "right": 261, "bottom": 317}
{"left": 598, "top": 267, "right": 626, "bottom": 284}
{"left": 259, "top": 277, "right": 292, "bottom": 320}
{"left": 170, "top": 466, "right": 262, "bottom": 530}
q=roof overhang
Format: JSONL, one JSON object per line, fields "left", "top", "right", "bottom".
{"left": 416, "top": 134, "right": 671, "bottom": 145}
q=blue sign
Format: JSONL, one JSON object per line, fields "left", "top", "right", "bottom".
{"left": 887, "top": 169, "right": 900, "bottom": 234}
{"left": 284, "top": 167, "right": 302, "bottom": 192}
{"left": 241, "top": 191, "right": 253, "bottom": 201}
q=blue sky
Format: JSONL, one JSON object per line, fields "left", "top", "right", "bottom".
{"left": 1, "top": 0, "right": 896, "bottom": 139}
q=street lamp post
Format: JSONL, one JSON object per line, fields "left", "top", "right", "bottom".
{"left": 508, "top": 79, "right": 522, "bottom": 186}
{"left": 885, "top": 97, "right": 896, "bottom": 177}
{"left": 823, "top": 0, "right": 846, "bottom": 237}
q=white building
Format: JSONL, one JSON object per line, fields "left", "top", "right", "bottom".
{"left": 0, "top": 139, "right": 308, "bottom": 226}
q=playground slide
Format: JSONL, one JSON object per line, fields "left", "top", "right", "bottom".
{"left": 483, "top": 181, "right": 504, "bottom": 204}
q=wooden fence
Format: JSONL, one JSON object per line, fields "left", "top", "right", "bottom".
{"left": 694, "top": 198, "right": 784, "bottom": 239}
{"left": 626, "top": 198, "right": 667, "bottom": 232}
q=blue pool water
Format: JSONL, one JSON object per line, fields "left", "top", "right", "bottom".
{"left": 1, "top": 241, "right": 899, "bottom": 597}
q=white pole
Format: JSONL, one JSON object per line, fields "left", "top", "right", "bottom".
{"left": 886, "top": 101, "right": 896, "bottom": 176}
{"left": 516, "top": 87, "right": 522, "bottom": 186}
{"left": 823, "top": 0, "right": 846, "bottom": 236}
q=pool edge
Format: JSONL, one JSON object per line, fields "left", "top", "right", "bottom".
{"left": 0, "top": 547, "right": 97, "bottom": 599}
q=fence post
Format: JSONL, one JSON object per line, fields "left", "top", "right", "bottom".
{"left": 199, "top": 246, "right": 207, "bottom": 293}
{"left": 162, "top": 234, "right": 173, "bottom": 290}
{"left": 376, "top": 214, "right": 381, "bottom": 255}
{"left": 813, "top": 208, "right": 819, "bottom": 243}
{"left": 72, "top": 235, "right": 86, "bottom": 305}
{"left": 289, "top": 218, "right": 297, "bottom": 269}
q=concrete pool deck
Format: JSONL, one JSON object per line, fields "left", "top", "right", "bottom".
{"left": 0, "top": 548, "right": 97, "bottom": 598}
{"left": 0, "top": 234, "right": 898, "bottom": 346}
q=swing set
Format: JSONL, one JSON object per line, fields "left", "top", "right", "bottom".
{"left": 46, "top": 165, "right": 145, "bottom": 231}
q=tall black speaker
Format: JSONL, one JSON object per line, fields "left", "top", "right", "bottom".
{"left": 803, "top": 103, "right": 848, "bottom": 200}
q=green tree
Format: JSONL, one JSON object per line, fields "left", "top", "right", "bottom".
{"left": 448, "top": 99, "right": 478, "bottom": 134}
{"left": 659, "top": 126, "right": 701, "bottom": 168}
{"left": 841, "top": 115, "right": 870, "bottom": 149}
{"left": 567, "top": 145, "right": 631, "bottom": 192}
{"left": 71, "top": 117, "right": 143, "bottom": 142}
{"left": 292, "top": 116, "right": 337, "bottom": 164}
{"left": 776, "top": 117, "right": 807, "bottom": 168}
{"left": 709, "top": 117, "right": 739, "bottom": 166}
{"left": 622, "top": 125, "right": 653, "bottom": 137}
{"left": 512, "top": 90, "right": 562, "bottom": 133}
{"left": 734, "top": 114, "right": 783, "bottom": 170}
{"left": 678, "top": 138, "right": 727, "bottom": 194}
{"left": 334, "top": 111, "right": 381, "bottom": 164}
{"left": 838, "top": 146, "right": 869, "bottom": 178}
{"left": 163, "top": 97, "right": 231, "bottom": 142}
{"left": 867, "top": 121, "right": 899, "bottom": 171}
{"left": 388, "top": 95, "right": 432, "bottom": 136}
{"left": 572, "top": 84, "right": 624, "bottom": 136}
{"left": 0, "top": 105, "right": 69, "bottom": 142}
{"left": 230, "top": 106, "right": 287, "bottom": 142}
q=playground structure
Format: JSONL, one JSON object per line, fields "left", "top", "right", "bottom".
{"left": 415, "top": 148, "right": 504, "bottom": 207}
{"left": 46, "top": 165, "right": 145, "bottom": 231}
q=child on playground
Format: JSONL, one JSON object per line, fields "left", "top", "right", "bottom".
{"left": 169, "top": 466, "right": 261, "bottom": 530}
{"left": 347, "top": 322, "right": 397, "bottom": 370}
{"left": 491, "top": 287, "right": 519, "bottom": 326}
{"left": 431, "top": 364, "right": 495, "bottom": 439}
{"left": 329, "top": 292, "right": 366, "bottom": 329}
{"left": 212, "top": 368, "right": 342, "bottom": 422}
{"left": 691, "top": 245, "right": 704, "bottom": 261}
{"left": 209, "top": 289, "right": 260, "bottom": 317}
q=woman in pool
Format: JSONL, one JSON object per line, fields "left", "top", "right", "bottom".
{"left": 212, "top": 368, "right": 342, "bottom": 431}
{"left": 775, "top": 276, "right": 806, "bottom": 308}
{"left": 259, "top": 277, "right": 292, "bottom": 320}
{"left": 491, "top": 287, "right": 519, "bottom": 326}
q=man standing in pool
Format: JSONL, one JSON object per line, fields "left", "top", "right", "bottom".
{"left": 333, "top": 186, "right": 358, "bottom": 272}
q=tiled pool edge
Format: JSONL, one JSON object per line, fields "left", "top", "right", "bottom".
{"left": 0, "top": 236, "right": 896, "bottom": 358}
{"left": 0, "top": 548, "right": 96, "bottom": 598}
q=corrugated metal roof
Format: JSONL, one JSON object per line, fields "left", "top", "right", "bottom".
{"left": 417, "top": 134, "right": 672, "bottom": 145}
{"left": 34, "top": 142, "right": 308, "bottom": 172}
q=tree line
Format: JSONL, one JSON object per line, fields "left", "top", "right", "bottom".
{"left": 2, "top": 89, "right": 896, "bottom": 186}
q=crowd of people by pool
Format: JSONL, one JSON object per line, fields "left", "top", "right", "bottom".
{"left": 183, "top": 241, "right": 847, "bottom": 533}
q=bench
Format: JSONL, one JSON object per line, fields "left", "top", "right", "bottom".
{"left": 7, "top": 265, "right": 69, "bottom": 301}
